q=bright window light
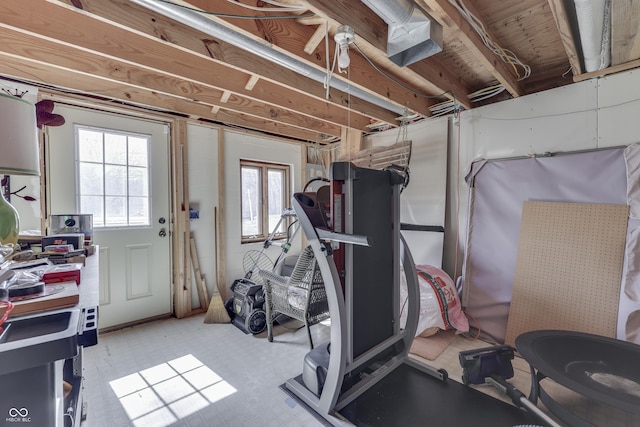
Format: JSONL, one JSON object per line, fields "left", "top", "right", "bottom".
{"left": 76, "top": 125, "right": 151, "bottom": 228}
{"left": 240, "top": 159, "right": 290, "bottom": 243}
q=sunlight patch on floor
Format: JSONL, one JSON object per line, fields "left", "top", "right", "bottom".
{"left": 109, "top": 354, "right": 236, "bottom": 427}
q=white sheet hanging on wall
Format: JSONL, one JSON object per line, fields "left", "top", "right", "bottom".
{"left": 625, "top": 227, "right": 640, "bottom": 304}
{"left": 624, "top": 142, "right": 640, "bottom": 219}
{"left": 461, "top": 147, "right": 628, "bottom": 343}
{"left": 365, "top": 118, "right": 448, "bottom": 267}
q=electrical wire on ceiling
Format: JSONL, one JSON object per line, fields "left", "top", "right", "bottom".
{"left": 354, "top": 33, "right": 508, "bottom": 121}
{"left": 467, "top": 84, "right": 506, "bottom": 102}
{"left": 390, "top": 110, "right": 412, "bottom": 192}
{"left": 134, "top": 0, "right": 406, "bottom": 115}
{"left": 429, "top": 85, "right": 506, "bottom": 117}
{"left": 155, "top": 0, "right": 314, "bottom": 19}
{"left": 429, "top": 101, "right": 457, "bottom": 117}
{"left": 352, "top": 42, "right": 457, "bottom": 104}
{"left": 323, "top": 21, "right": 339, "bottom": 100}
{"left": 448, "top": 0, "right": 531, "bottom": 80}
{"left": 351, "top": 40, "right": 464, "bottom": 125}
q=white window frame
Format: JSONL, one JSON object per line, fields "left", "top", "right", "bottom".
{"left": 74, "top": 124, "right": 152, "bottom": 229}
{"left": 240, "top": 159, "right": 290, "bottom": 243}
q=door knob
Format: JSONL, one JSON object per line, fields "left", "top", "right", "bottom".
{"left": 159, "top": 228, "right": 167, "bottom": 237}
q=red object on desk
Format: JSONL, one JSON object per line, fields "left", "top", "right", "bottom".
{"left": 42, "top": 263, "right": 82, "bottom": 285}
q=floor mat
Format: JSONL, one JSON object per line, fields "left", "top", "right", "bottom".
{"left": 409, "top": 329, "right": 456, "bottom": 360}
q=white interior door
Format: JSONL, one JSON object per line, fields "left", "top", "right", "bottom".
{"left": 47, "top": 105, "right": 171, "bottom": 329}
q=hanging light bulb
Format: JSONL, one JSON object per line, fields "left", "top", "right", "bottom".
{"left": 338, "top": 43, "right": 351, "bottom": 70}
{"left": 334, "top": 25, "right": 355, "bottom": 73}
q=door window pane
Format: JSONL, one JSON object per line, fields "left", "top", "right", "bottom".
{"left": 128, "top": 137, "right": 148, "bottom": 167}
{"left": 105, "top": 133, "right": 127, "bottom": 164}
{"left": 105, "top": 165, "right": 127, "bottom": 196}
{"left": 78, "top": 129, "right": 103, "bottom": 162}
{"left": 79, "top": 163, "right": 103, "bottom": 195}
{"left": 105, "top": 196, "right": 127, "bottom": 226}
{"left": 128, "top": 167, "right": 149, "bottom": 197}
{"left": 76, "top": 125, "right": 151, "bottom": 227}
{"left": 80, "top": 195, "right": 104, "bottom": 225}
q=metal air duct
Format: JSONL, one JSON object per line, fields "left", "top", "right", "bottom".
{"left": 130, "top": 0, "right": 406, "bottom": 116}
{"left": 361, "top": 0, "right": 443, "bottom": 67}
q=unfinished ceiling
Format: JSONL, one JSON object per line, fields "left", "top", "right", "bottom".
{"left": 0, "top": 0, "right": 638, "bottom": 143}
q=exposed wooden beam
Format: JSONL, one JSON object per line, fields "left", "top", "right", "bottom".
{"left": 547, "top": 0, "right": 583, "bottom": 75}
{"left": 573, "top": 57, "right": 640, "bottom": 82}
{"left": 300, "top": 0, "right": 387, "bottom": 51}
{"left": 416, "top": 0, "right": 525, "bottom": 98}
{"left": 8, "top": 0, "right": 385, "bottom": 131}
{"left": 611, "top": 0, "right": 640, "bottom": 66}
{"left": 0, "top": 24, "right": 342, "bottom": 136}
{"left": 54, "top": 0, "right": 401, "bottom": 124}
{"left": 185, "top": 0, "right": 440, "bottom": 115}
{"left": 301, "top": 0, "right": 473, "bottom": 109}
{"left": 304, "top": 24, "right": 326, "bottom": 55}
{"left": 0, "top": 53, "right": 323, "bottom": 142}
{"left": 244, "top": 74, "right": 260, "bottom": 90}
{"left": 296, "top": 16, "right": 328, "bottom": 26}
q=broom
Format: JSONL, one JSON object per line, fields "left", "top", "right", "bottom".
{"left": 204, "top": 207, "right": 231, "bottom": 324}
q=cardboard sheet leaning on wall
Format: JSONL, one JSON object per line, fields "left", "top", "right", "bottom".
{"left": 460, "top": 146, "right": 640, "bottom": 344}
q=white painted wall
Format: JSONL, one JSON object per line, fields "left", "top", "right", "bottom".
{"left": 187, "top": 123, "right": 219, "bottom": 307}
{"left": 221, "top": 129, "right": 303, "bottom": 295}
{"left": 10, "top": 175, "right": 41, "bottom": 231}
{"left": 444, "top": 68, "right": 640, "bottom": 279}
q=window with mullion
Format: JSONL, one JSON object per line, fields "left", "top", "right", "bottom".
{"left": 76, "top": 125, "right": 150, "bottom": 228}
{"left": 240, "top": 160, "right": 289, "bottom": 243}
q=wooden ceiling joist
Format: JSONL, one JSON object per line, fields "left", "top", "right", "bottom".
{"left": 0, "top": 25, "right": 342, "bottom": 137}
{"left": 183, "top": 0, "right": 447, "bottom": 114}
{"left": 547, "top": 0, "right": 583, "bottom": 77}
{"left": 0, "top": 0, "right": 636, "bottom": 144}
{"left": 611, "top": 0, "right": 640, "bottom": 66}
{"left": 244, "top": 74, "right": 260, "bottom": 90}
{"left": 54, "top": 0, "right": 411, "bottom": 123}
{"left": 304, "top": 24, "right": 327, "bottom": 55}
{"left": 3, "top": 0, "right": 380, "bottom": 133}
{"left": 416, "top": 0, "right": 524, "bottom": 98}
{"left": 0, "top": 53, "right": 323, "bottom": 142}
{"left": 301, "top": 0, "right": 474, "bottom": 109}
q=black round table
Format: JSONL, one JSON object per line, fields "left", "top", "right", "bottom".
{"left": 516, "top": 330, "right": 640, "bottom": 426}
